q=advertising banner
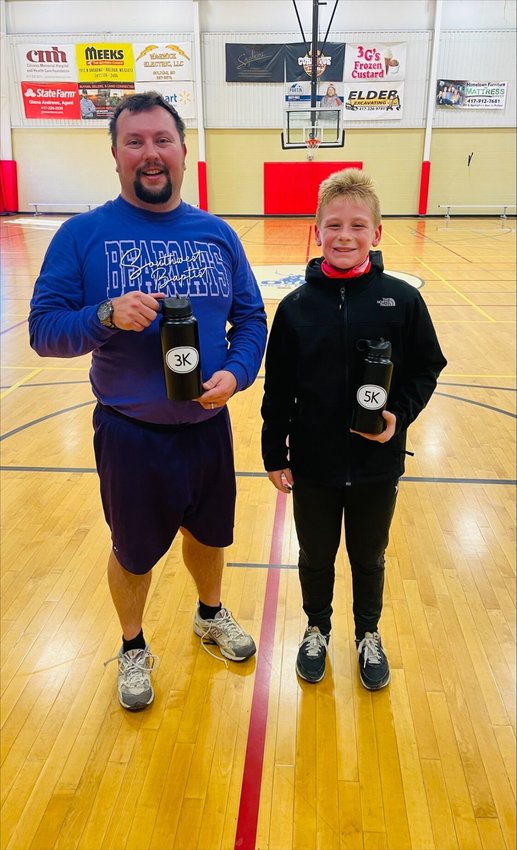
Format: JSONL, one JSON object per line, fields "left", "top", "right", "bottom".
{"left": 134, "top": 42, "right": 193, "bottom": 82}
{"left": 21, "top": 82, "right": 81, "bottom": 119}
{"left": 79, "top": 84, "right": 135, "bottom": 119}
{"left": 285, "top": 80, "right": 344, "bottom": 110}
{"left": 76, "top": 43, "right": 134, "bottom": 84}
{"left": 436, "top": 80, "right": 507, "bottom": 109}
{"left": 134, "top": 81, "right": 195, "bottom": 119}
{"left": 285, "top": 43, "right": 345, "bottom": 83}
{"left": 344, "top": 83, "right": 404, "bottom": 119}
{"left": 16, "top": 44, "right": 78, "bottom": 81}
{"left": 344, "top": 43, "right": 407, "bottom": 82}
{"left": 225, "top": 43, "right": 285, "bottom": 82}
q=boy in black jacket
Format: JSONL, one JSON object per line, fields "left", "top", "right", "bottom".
{"left": 261, "top": 169, "right": 446, "bottom": 688}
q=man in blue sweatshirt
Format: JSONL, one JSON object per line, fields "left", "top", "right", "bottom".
{"left": 29, "top": 92, "right": 267, "bottom": 711}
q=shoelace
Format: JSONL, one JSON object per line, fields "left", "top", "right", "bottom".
{"left": 301, "top": 629, "right": 328, "bottom": 658}
{"left": 198, "top": 608, "right": 241, "bottom": 667}
{"left": 104, "top": 648, "right": 159, "bottom": 687}
{"left": 357, "top": 633, "right": 383, "bottom": 667}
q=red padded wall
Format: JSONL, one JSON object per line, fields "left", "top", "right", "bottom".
{"left": 264, "top": 161, "right": 363, "bottom": 215}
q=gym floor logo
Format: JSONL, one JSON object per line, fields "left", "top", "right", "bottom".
{"left": 253, "top": 265, "right": 423, "bottom": 300}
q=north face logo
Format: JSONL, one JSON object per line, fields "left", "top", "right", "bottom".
{"left": 377, "top": 297, "right": 396, "bottom": 307}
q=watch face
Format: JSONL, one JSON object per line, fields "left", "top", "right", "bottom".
{"left": 98, "top": 300, "right": 114, "bottom": 325}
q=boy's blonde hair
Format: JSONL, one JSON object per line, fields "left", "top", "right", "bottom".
{"left": 316, "top": 168, "right": 381, "bottom": 227}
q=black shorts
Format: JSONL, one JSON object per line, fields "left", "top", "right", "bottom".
{"left": 93, "top": 404, "right": 236, "bottom": 574}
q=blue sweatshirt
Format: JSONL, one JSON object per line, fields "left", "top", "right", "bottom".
{"left": 29, "top": 197, "right": 267, "bottom": 424}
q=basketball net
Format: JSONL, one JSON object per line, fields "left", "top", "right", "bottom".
{"left": 305, "top": 136, "right": 320, "bottom": 161}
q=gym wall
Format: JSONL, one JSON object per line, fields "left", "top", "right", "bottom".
{"left": 4, "top": 0, "right": 516, "bottom": 215}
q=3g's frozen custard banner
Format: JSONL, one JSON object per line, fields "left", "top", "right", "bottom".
{"left": 343, "top": 42, "right": 406, "bottom": 120}
{"left": 16, "top": 41, "right": 195, "bottom": 121}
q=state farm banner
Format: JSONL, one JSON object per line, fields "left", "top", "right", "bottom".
{"left": 436, "top": 80, "right": 507, "bottom": 109}
{"left": 16, "top": 44, "right": 77, "bottom": 81}
{"left": 76, "top": 43, "right": 134, "bottom": 84}
{"left": 134, "top": 42, "right": 193, "bottom": 82}
{"left": 134, "top": 81, "right": 195, "bottom": 119}
{"left": 344, "top": 82, "right": 404, "bottom": 120}
{"left": 225, "top": 43, "right": 285, "bottom": 82}
{"left": 344, "top": 43, "right": 406, "bottom": 82}
{"left": 21, "top": 82, "right": 81, "bottom": 119}
{"left": 285, "top": 43, "right": 345, "bottom": 83}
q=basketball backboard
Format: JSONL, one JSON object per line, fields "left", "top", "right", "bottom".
{"left": 281, "top": 107, "right": 345, "bottom": 150}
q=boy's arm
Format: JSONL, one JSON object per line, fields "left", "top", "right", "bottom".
{"left": 389, "top": 293, "right": 447, "bottom": 433}
{"left": 261, "top": 305, "right": 297, "bottom": 472}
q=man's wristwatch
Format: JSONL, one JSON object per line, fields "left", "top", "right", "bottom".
{"left": 97, "top": 299, "right": 116, "bottom": 329}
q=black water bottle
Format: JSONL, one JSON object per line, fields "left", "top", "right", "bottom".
{"left": 351, "top": 339, "right": 393, "bottom": 434}
{"left": 160, "top": 296, "right": 202, "bottom": 401}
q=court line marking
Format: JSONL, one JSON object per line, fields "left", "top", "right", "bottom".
{"left": 0, "top": 368, "right": 42, "bottom": 400}
{"left": 415, "top": 258, "right": 497, "bottom": 322}
{"left": 234, "top": 491, "right": 286, "bottom": 850}
{"left": 380, "top": 228, "right": 403, "bottom": 246}
{"left": 0, "top": 320, "right": 28, "bottom": 336}
{"left": 1, "top": 467, "right": 515, "bottom": 486}
{"left": 435, "top": 391, "right": 517, "bottom": 418}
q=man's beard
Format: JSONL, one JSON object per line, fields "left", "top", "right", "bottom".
{"left": 134, "top": 170, "right": 173, "bottom": 204}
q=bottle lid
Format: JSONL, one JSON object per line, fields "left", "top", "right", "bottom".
{"left": 161, "top": 296, "right": 193, "bottom": 319}
{"left": 358, "top": 338, "right": 392, "bottom": 358}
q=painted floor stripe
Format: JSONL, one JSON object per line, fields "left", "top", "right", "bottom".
{"left": 234, "top": 491, "right": 287, "bottom": 850}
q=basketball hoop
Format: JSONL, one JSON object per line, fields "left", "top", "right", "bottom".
{"left": 305, "top": 136, "right": 321, "bottom": 161}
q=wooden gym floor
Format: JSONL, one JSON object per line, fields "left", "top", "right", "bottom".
{"left": 1, "top": 213, "right": 515, "bottom": 850}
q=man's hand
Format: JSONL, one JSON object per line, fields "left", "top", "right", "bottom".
{"left": 111, "top": 292, "right": 165, "bottom": 331}
{"left": 195, "top": 370, "right": 238, "bottom": 409}
{"left": 267, "top": 469, "right": 293, "bottom": 493}
{"left": 350, "top": 410, "right": 397, "bottom": 442}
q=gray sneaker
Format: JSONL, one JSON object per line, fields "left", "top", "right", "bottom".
{"left": 193, "top": 606, "right": 256, "bottom": 661}
{"left": 104, "top": 646, "right": 159, "bottom": 711}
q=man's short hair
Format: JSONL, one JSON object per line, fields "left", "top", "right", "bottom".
{"left": 316, "top": 168, "right": 381, "bottom": 226}
{"left": 109, "top": 91, "right": 186, "bottom": 146}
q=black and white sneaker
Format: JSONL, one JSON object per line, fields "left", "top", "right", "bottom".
{"left": 357, "top": 631, "right": 390, "bottom": 690}
{"left": 296, "top": 626, "right": 329, "bottom": 683}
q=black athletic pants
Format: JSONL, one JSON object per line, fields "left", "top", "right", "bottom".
{"left": 292, "top": 476, "right": 399, "bottom": 639}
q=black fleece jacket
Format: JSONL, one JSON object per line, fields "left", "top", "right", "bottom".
{"left": 261, "top": 251, "right": 447, "bottom": 485}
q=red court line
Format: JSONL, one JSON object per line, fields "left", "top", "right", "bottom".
{"left": 234, "top": 491, "right": 287, "bottom": 850}
{"left": 305, "top": 223, "right": 313, "bottom": 263}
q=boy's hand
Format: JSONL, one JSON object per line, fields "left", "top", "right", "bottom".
{"left": 350, "top": 410, "right": 396, "bottom": 443}
{"left": 268, "top": 469, "right": 293, "bottom": 493}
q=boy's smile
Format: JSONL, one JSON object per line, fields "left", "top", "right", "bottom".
{"left": 315, "top": 197, "right": 382, "bottom": 270}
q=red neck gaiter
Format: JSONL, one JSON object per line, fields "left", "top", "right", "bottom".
{"left": 321, "top": 257, "right": 371, "bottom": 279}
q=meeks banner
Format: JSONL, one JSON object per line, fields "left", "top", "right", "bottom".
{"left": 76, "top": 43, "right": 134, "bottom": 83}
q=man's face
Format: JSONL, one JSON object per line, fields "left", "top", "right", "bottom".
{"left": 315, "top": 197, "right": 381, "bottom": 270}
{"left": 112, "top": 105, "right": 187, "bottom": 212}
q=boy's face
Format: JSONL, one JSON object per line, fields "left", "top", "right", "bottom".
{"left": 315, "top": 197, "right": 382, "bottom": 270}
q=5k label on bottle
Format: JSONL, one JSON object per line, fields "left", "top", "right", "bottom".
{"left": 356, "top": 384, "right": 388, "bottom": 410}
